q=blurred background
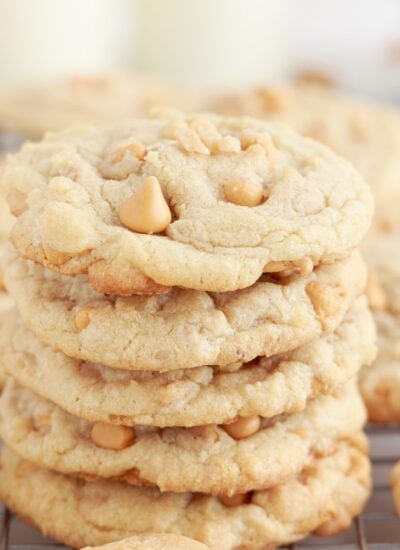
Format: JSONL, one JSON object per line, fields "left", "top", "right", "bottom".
{"left": 1, "top": 0, "right": 400, "bottom": 101}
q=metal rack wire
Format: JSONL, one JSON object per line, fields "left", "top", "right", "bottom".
{"left": 1, "top": 425, "right": 400, "bottom": 550}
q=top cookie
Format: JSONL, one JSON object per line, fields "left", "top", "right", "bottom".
{"left": 216, "top": 84, "right": 398, "bottom": 231}
{"left": 2, "top": 112, "right": 373, "bottom": 294}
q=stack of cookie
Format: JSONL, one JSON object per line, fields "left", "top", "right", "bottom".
{"left": 0, "top": 112, "right": 375, "bottom": 549}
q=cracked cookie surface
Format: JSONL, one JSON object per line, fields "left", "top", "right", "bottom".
{"left": 0, "top": 444, "right": 370, "bottom": 549}
{"left": 2, "top": 113, "right": 373, "bottom": 294}
{"left": 0, "top": 298, "right": 375, "bottom": 427}
{"left": 3, "top": 249, "right": 367, "bottom": 372}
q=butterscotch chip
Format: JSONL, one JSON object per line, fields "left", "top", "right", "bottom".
{"left": 73, "top": 300, "right": 106, "bottom": 333}
{"left": 176, "top": 126, "right": 210, "bottom": 155}
{"left": 123, "top": 469, "right": 148, "bottom": 486}
{"left": 43, "top": 246, "right": 72, "bottom": 266}
{"left": 188, "top": 118, "right": 220, "bottom": 149}
{"left": 240, "top": 130, "right": 276, "bottom": 168}
{"left": 109, "top": 142, "right": 146, "bottom": 163}
{"left": 88, "top": 259, "right": 170, "bottom": 297}
{"left": 215, "top": 135, "right": 241, "bottom": 154}
{"left": 90, "top": 422, "right": 135, "bottom": 451}
{"left": 306, "top": 281, "right": 346, "bottom": 329}
{"left": 223, "top": 180, "right": 263, "bottom": 207}
{"left": 190, "top": 425, "right": 219, "bottom": 441}
{"left": 74, "top": 307, "right": 92, "bottom": 332}
{"left": 222, "top": 415, "right": 261, "bottom": 440}
{"left": 119, "top": 176, "right": 172, "bottom": 234}
{"left": 262, "top": 260, "right": 291, "bottom": 273}
{"left": 219, "top": 493, "right": 248, "bottom": 507}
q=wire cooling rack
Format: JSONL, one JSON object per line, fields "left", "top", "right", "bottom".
{"left": 1, "top": 426, "right": 400, "bottom": 550}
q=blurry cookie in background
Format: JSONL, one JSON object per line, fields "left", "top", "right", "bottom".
{"left": 361, "top": 232, "right": 400, "bottom": 423}
{"left": 0, "top": 219, "right": 13, "bottom": 387}
{"left": 214, "top": 81, "right": 400, "bottom": 429}
{"left": 0, "top": 72, "right": 174, "bottom": 140}
{"left": 215, "top": 82, "right": 400, "bottom": 232}
{"left": 0, "top": 157, "right": 15, "bottom": 388}
{"left": 0, "top": 191, "right": 13, "bottom": 245}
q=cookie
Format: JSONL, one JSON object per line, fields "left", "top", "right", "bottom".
{"left": 0, "top": 295, "right": 13, "bottom": 387}
{"left": 0, "top": 196, "right": 13, "bottom": 242}
{"left": 0, "top": 73, "right": 172, "bottom": 138}
{"left": 2, "top": 112, "right": 373, "bottom": 294}
{"left": 216, "top": 83, "right": 400, "bottom": 231}
{"left": 392, "top": 461, "right": 400, "bottom": 514}
{"left": 81, "top": 534, "right": 208, "bottom": 550}
{"left": 0, "top": 248, "right": 14, "bottom": 390}
{"left": 3, "top": 249, "right": 367, "bottom": 371}
{"left": 360, "top": 232, "right": 400, "bottom": 422}
{"left": 360, "top": 311, "right": 400, "bottom": 422}
{"left": 1, "top": 298, "right": 375, "bottom": 427}
{"left": 364, "top": 232, "right": 400, "bottom": 314}
{"left": 0, "top": 379, "right": 366, "bottom": 495}
{"left": 0, "top": 443, "right": 370, "bottom": 549}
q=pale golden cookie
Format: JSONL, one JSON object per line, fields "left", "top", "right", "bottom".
{"left": 0, "top": 293, "right": 14, "bottom": 388}
{"left": 392, "top": 460, "right": 400, "bottom": 514}
{"left": 0, "top": 196, "right": 13, "bottom": 242}
{"left": 216, "top": 83, "right": 399, "bottom": 230}
{"left": 0, "top": 379, "right": 366, "bottom": 495}
{"left": 0, "top": 73, "right": 172, "bottom": 138}
{"left": 3, "top": 249, "right": 367, "bottom": 372}
{"left": 81, "top": 534, "right": 208, "bottom": 550}
{"left": 360, "top": 232, "right": 400, "bottom": 422}
{"left": 0, "top": 194, "right": 15, "bottom": 387}
{"left": 1, "top": 298, "right": 375, "bottom": 427}
{"left": 2, "top": 112, "right": 373, "bottom": 294}
{"left": 0, "top": 444, "right": 371, "bottom": 549}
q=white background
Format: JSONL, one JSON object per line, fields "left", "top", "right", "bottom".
{"left": 0, "top": 0, "right": 399, "bottom": 99}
